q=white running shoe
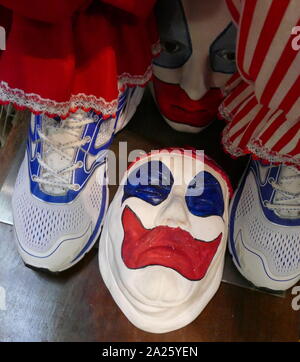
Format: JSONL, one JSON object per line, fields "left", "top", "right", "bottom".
{"left": 12, "top": 90, "right": 129, "bottom": 272}
{"left": 229, "top": 159, "right": 300, "bottom": 291}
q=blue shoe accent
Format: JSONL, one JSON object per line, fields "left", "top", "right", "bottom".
{"left": 229, "top": 160, "right": 251, "bottom": 268}
{"left": 229, "top": 160, "right": 300, "bottom": 266}
{"left": 27, "top": 89, "right": 128, "bottom": 204}
{"left": 249, "top": 161, "right": 300, "bottom": 227}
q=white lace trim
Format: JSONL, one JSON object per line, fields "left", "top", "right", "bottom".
{"left": 221, "top": 123, "right": 300, "bottom": 168}
{"left": 151, "top": 40, "right": 162, "bottom": 56}
{"left": 221, "top": 124, "right": 245, "bottom": 158}
{"left": 247, "top": 141, "right": 300, "bottom": 168}
{"left": 218, "top": 103, "right": 232, "bottom": 122}
{"left": 219, "top": 100, "right": 300, "bottom": 168}
{"left": 0, "top": 65, "right": 153, "bottom": 118}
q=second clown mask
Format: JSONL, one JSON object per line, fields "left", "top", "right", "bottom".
{"left": 99, "top": 149, "right": 232, "bottom": 333}
{"left": 152, "top": 0, "right": 237, "bottom": 133}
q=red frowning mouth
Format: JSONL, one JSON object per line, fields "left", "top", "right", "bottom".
{"left": 153, "top": 76, "right": 224, "bottom": 128}
{"left": 121, "top": 207, "right": 222, "bottom": 281}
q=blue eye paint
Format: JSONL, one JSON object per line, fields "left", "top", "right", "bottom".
{"left": 122, "top": 161, "right": 174, "bottom": 206}
{"left": 210, "top": 23, "right": 237, "bottom": 74}
{"left": 186, "top": 171, "right": 224, "bottom": 217}
{"left": 154, "top": 0, "right": 192, "bottom": 69}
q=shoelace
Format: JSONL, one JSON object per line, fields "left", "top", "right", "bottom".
{"left": 33, "top": 114, "right": 95, "bottom": 191}
{"left": 265, "top": 168, "right": 300, "bottom": 212}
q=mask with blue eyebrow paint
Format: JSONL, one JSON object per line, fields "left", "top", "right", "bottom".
{"left": 122, "top": 161, "right": 174, "bottom": 206}
{"left": 154, "top": 0, "right": 192, "bottom": 69}
{"left": 186, "top": 171, "right": 224, "bottom": 217}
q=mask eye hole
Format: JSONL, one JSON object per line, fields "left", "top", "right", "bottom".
{"left": 217, "top": 49, "right": 236, "bottom": 63}
{"left": 161, "top": 40, "right": 182, "bottom": 54}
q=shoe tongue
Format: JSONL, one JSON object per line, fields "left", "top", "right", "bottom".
{"left": 41, "top": 113, "right": 85, "bottom": 195}
{"left": 274, "top": 166, "right": 300, "bottom": 219}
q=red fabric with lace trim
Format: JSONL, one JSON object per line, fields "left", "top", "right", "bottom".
{"left": 0, "top": 0, "right": 158, "bottom": 118}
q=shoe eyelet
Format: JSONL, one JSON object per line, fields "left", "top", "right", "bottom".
{"left": 268, "top": 177, "right": 275, "bottom": 185}
{"left": 263, "top": 200, "right": 269, "bottom": 207}
{"left": 85, "top": 136, "right": 91, "bottom": 143}
{"left": 77, "top": 161, "right": 83, "bottom": 168}
{"left": 73, "top": 184, "right": 80, "bottom": 191}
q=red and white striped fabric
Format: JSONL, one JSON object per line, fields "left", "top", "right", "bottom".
{"left": 220, "top": 0, "right": 300, "bottom": 168}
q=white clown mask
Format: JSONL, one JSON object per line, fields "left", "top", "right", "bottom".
{"left": 152, "top": 0, "right": 237, "bottom": 133}
{"left": 99, "top": 149, "right": 232, "bottom": 333}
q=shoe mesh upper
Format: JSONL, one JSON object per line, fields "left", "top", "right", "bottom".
{"left": 248, "top": 216, "right": 300, "bottom": 275}
{"left": 235, "top": 183, "right": 255, "bottom": 219}
{"left": 14, "top": 192, "right": 86, "bottom": 251}
{"left": 13, "top": 158, "right": 106, "bottom": 253}
{"left": 234, "top": 172, "right": 300, "bottom": 276}
{"left": 89, "top": 179, "right": 104, "bottom": 210}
